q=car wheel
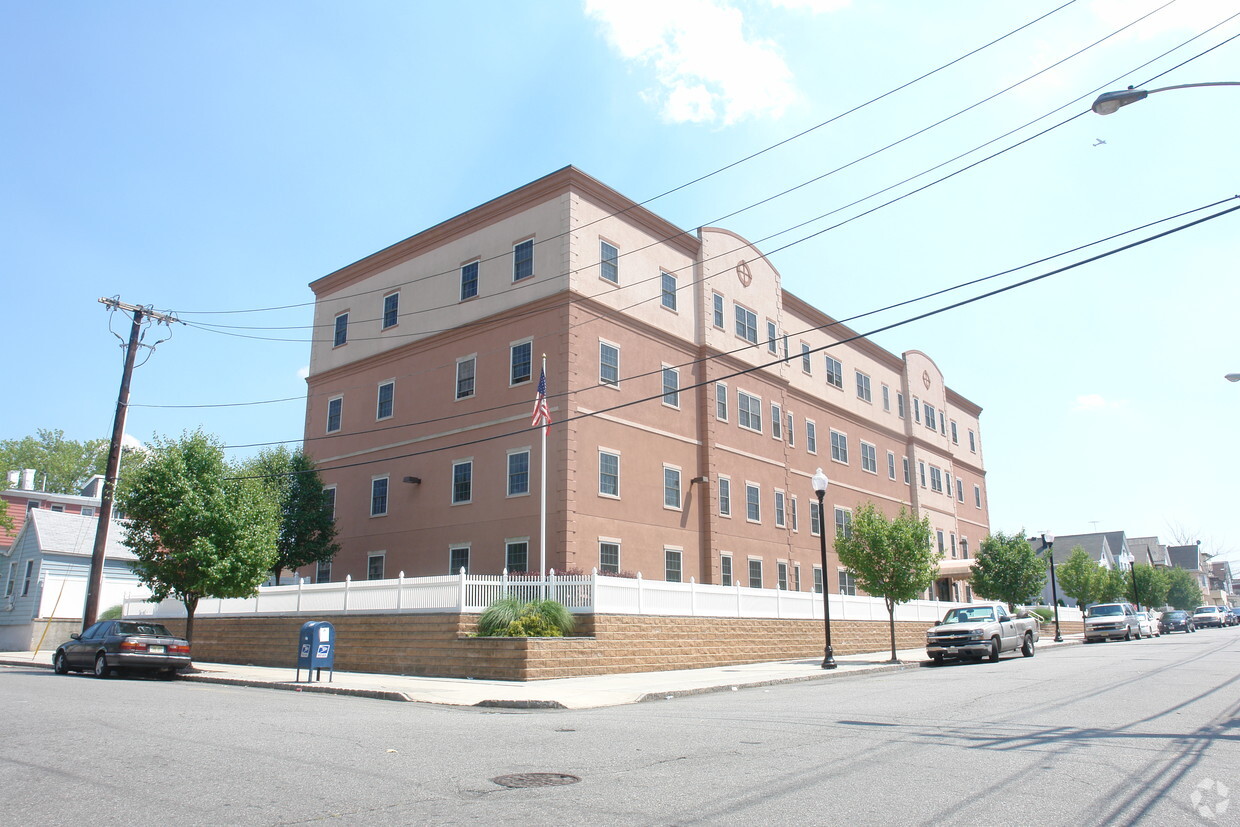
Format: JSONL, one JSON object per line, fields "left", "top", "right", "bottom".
{"left": 989, "top": 638, "right": 1000, "bottom": 662}
{"left": 53, "top": 651, "right": 70, "bottom": 674}
{"left": 157, "top": 669, "right": 177, "bottom": 681}
{"left": 1124, "top": 629, "right": 1132, "bottom": 641}
{"left": 93, "top": 653, "right": 110, "bottom": 679}
{"left": 931, "top": 654, "right": 944, "bottom": 665}
{"left": 1021, "top": 633, "right": 1035, "bottom": 658}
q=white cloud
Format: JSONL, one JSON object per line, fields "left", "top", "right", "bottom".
{"left": 585, "top": 0, "right": 800, "bottom": 125}
{"left": 296, "top": 365, "right": 310, "bottom": 380}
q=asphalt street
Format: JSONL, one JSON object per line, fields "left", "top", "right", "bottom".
{"left": 4, "top": 627, "right": 1237, "bottom": 826}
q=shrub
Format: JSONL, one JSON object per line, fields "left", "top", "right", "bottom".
{"left": 100, "top": 604, "right": 123, "bottom": 620}
{"left": 1026, "top": 607, "right": 1054, "bottom": 623}
{"left": 478, "top": 596, "right": 523, "bottom": 637}
{"left": 476, "top": 597, "right": 575, "bottom": 637}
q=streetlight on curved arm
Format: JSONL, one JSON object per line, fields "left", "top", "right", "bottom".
{"left": 1092, "top": 82, "right": 1240, "bottom": 115}
{"left": 812, "top": 468, "right": 837, "bottom": 670}
{"left": 1226, "top": 373, "right": 1240, "bottom": 383}
{"left": 1041, "top": 533, "right": 1063, "bottom": 643}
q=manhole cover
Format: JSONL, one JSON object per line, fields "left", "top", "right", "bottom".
{"left": 491, "top": 773, "right": 581, "bottom": 789}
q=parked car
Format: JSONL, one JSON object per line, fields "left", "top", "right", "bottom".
{"left": 1191, "top": 605, "right": 1226, "bottom": 629}
{"left": 1159, "top": 610, "right": 1195, "bottom": 634}
{"left": 1225, "top": 608, "right": 1240, "bottom": 627}
{"left": 53, "top": 620, "right": 191, "bottom": 679}
{"left": 1084, "top": 603, "right": 1142, "bottom": 642}
{"left": 925, "top": 604, "right": 1040, "bottom": 664}
{"left": 1134, "top": 612, "right": 1160, "bottom": 638}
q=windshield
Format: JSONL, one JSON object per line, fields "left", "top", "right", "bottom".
{"left": 1086, "top": 605, "right": 1123, "bottom": 617}
{"left": 941, "top": 607, "right": 995, "bottom": 624}
{"left": 1194, "top": 607, "right": 1217, "bottom": 614}
{"left": 1167, "top": 612, "right": 1187, "bottom": 619}
{"left": 114, "top": 622, "right": 174, "bottom": 637}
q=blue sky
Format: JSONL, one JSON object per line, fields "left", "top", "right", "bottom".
{"left": 4, "top": 0, "right": 1238, "bottom": 562}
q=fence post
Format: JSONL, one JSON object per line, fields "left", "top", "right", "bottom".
{"left": 502, "top": 568, "right": 509, "bottom": 599}
{"left": 458, "top": 568, "right": 466, "bottom": 612}
{"left": 296, "top": 577, "right": 303, "bottom": 614}
{"left": 343, "top": 575, "right": 351, "bottom": 613}
{"left": 549, "top": 568, "right": 557, "bottom": 605}
{"left": 636, "top": 572, "right": 644, "bottom": 615}
{"left": 776, "top": 584, "right": 782, "bottom": 619}
{"left": 736, "top": 581, "right": 743, "bottom": 618}
{"left": 690, "top": 577, "right": 697, "bottom": 617}
{"left": 590, "top": 567, "right": 598, "bottom": 613}
{"left": 254, "top": 587, "right": 261, "bottom": 613}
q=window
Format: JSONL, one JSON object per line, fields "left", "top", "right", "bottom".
{"left": 930, "top": 466, "right": 944, "bottom": 493}
{"left": 326, "top": 397, "right": 342, "bottom": 433}
{"left": 969, "top": 429, "right": 977, "bottom": 453}
{"left": 367, "top": 553, "right": 385, "bottom": 581}
{"left": 507, "top": 450, "right": 530, "bottom": 497}
{"left": 786, "top": 412, "right": 794, "bottom": 447}
{"left": 897, "top": 392, "right": 905, "bottom": 418}
{"left": 767, "top": 321, "right": 778, "bottom": 354}
{"left": 450, "top": 546, "right": 470, "bottom": 574}
{"left": 903, "top": 456, "right": 910, "bottom": 485}
{"left": 782, "top": 335, "right": 789, "bottom": 360}
{"left": 665, "top": 549, "right": 683, "bottom": 583}
{"left": 806, "top": 420, "right": 818, "bottom": 454}
{"left": 861, "top": 441, "right": 878, "bottom": 474}
{"left": 333, "top": 312, "right": 348, "bottom": 347}
{"left": 370, "top": 477, "right": 388, "bottom": 517}
{"left": 460, "top": 260, "right": 479, "bottom": 300}
{"left": 510, "top": 341, "right": 532, "bottom": 385}
{"left": 599, "top": 341, "right": 620, "bottom": 386}
{"left": 745, "top": 483, "right": 761, "bottom": 523}
{"left": 718, "top": 476, "right": 731, "bottom": 517}
{"left": 662, "top": 367, "right": 679, "bottom": 407}
{"left": 382, "top": 292, "right": 399, "bottom": 329}
{"left": 950, "top": 421, "right": 959, "bottom": 444}
{"left": 738, "top": 390, "right": 762, "bottom": 432}
{"left": 456, "top": 356, "right": 476, "bottom": 400}
{"left": 663, "top": 466, "right": 681, "bottom": 510}
{"left": 774, "top": 490, "right": 786, "bottom": 527}
{"left": 5, "top": 562, "right": 18, "bottom": 598}
{"left": 599, "top": 451, "right": 620, "bottom": 497}
{"left": 830, "top": 430, "right": 848, "bottom": 464}
{"left": 600, "top": 241, "right": 618, "bottom": 284}
{"left": 50, "top": 504, "right": 64, "bottom": 512}
{"left": 839, "top": 569, "right": 857, "bottom": 596}
{"left": 924, "top": 403, "right": 937, "bottom": 431}
{"left": 81, "top": 507, "right": 95, "bottom": 517}
{"left": 813, "top": 565, "right": 823, "bottom": 594}
{"left": 513, "top": 239, "right": 533, "bottom": 281}
{"left": 660, "top": 272, "right": 677, "bottom": 310}
{"left": 316, "top": 560, "right": 331, "bottom": 583}
{"left": 956, "top": 477, "right": 965, "bottom": 502}
{"left": 721, "top": 554, "right": 733, "bottom": 587}
{"left": 324, "top": 487, "right": 336, "bottom": 520}
{"left": 950, "top": 533, "right": 958, "bottom": 559}
{"left": 715, "top": 382, "right": 728, "bottom": 421}
{"left": 712, "top": 292, "right": 725, "bottom": 328}
{"left": 974, "top": 484, "right": 983, "bottom": 508}
{"left": 771, "top": 403, "right": 782, "bottom": 439}
{"left": 794, "top": 563, "right": 802, "bottom": 592}
{"left": 856, "top": 371, "right": 872, "bottom": 402}
{"left": 599, "top": 541, "right": 620, "bottom": 574}
{"left": 961, "top": 538, "right": 970, "bottom": 560}
{"left": 810, "top": 501, "right": 822, "bottom": 536}
{"left": 735, "top": 304, "right": 757, "bottom": 343}
{"left": 936, "top": 530, "right": 945, "bottom": 555}
{"left": 919, "top": 461, "right": 927, "bottom": 488}
{"left": 940, "top": 415, "right": 947, "bottom": 437}
{"left": 778, "top": 562, "right": 789, "bottom": 590}
{"left": 913, "top": 397, "right": 921, "bottom": 423}
{"left": 506, "top": 540, "right": 529, "bottom": 572}
{"left": 801, "top": 343, "right": 812, "bottom": 373}
{"left": 882, "top": 384, "right": 890, "bottom": 411}
{"left": 376, "top": 381, "right": 394, "bottom": 420}
{"left": 887, "top": 451, "right": 897, "bottom": 480}
{"left": 790, "top": 496, "right": 798, "bottom": 532}
{"left": 835, "top": 507, "right": 852, "bottom": 540}
{"left": 825, "top": 356, "right": 843, "bottom": 389}
{"left": 748, "top": 559, "right": 763, "bottom": 589}
{"left": 452, "top": 461, "right": 473, "bottom": 504}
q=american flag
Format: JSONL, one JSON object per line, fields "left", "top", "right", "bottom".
{"left": 531, "top": 366, "right": 551, "bottom": 434}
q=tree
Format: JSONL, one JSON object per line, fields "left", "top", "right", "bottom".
{"left": 116, "top": 431, "right": 278, "bottom": 642}
{"left": 1165, "top": 567, "right": 1204, "bottom": 610}
{"left": 244, "top": 447, "right": 339, "bottom": 584}
{"left": 0, "top": 429, "right": 109, "bottom": 494}
{"left": 834, "top": 502, "right": 938, "bottom": 662}
{"left": 1129, "top": 564, "right": 1169, "bottom": 610}
{"left": 1055, "top": 546, "right": 1102, "bottom": 609}
{"left": 970, "top": 530, "right": 1047, "bottom": 610}
{"left": 1095, "top": 567, "right": 1128, "bottom": 604}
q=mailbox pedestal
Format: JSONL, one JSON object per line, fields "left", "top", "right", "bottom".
{"left": 296, "top": 620, "right": 335, "bottom": 682}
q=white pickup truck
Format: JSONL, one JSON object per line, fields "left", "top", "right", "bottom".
{"left": 925, "top": 604, "right": 1040, "bottom": 664}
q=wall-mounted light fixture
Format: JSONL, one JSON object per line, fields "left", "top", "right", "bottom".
{"left": 402, "top": 476, "right": 421, "bottom": 485}
{"left": 690, "top": 476, "right": 709, "bottom": 485}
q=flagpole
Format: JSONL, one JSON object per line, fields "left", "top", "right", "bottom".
{"left": 539, "top": 353, "right": 547, "bottom": 598}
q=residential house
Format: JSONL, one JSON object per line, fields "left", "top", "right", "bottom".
{"left": 1208, "top": 561, "right": 1233, "bottom": 608}
{"left": 2, "top": 471, "right": 104, "bottom": 554}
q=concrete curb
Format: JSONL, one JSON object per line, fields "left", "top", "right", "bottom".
{"left": 179, "top": 673, "right": 414, "bottom": 703}
{"left": 635, "top": 660, "right": 923, "bottom": 704}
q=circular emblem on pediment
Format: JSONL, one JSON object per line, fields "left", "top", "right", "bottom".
{"left": 736, "top": 259, "right": 752, "bottom": 287}
{"left": 922, "top": 370, "right": 931, "bottom": 390}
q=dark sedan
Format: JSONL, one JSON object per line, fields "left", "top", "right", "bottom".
{"left": 1159, "top": 611, "right": 1195, "bottom": 634}
{"left": 53, "top": 620, "right": 191, "bottom": 679}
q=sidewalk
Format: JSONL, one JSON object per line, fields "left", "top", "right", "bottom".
{"left": 0, "top": 635, "right": 1082, "bottom": 709}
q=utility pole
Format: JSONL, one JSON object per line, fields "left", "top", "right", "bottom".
{"left": 82, "top": 298, "right": 179, "bottom": 630}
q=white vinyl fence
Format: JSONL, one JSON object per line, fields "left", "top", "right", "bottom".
{"left": 122, "top": 569, "right": 1084, "bottom": 624}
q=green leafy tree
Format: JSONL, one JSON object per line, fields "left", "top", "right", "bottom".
{"left": 244, "top": 447, "right": 339, "bottom": 584}
{"left": 116, "top": 430, "right": 278, "bottom": 642}
{"left": 1165, "top": 567, "right": 1204, "bottom": 610}
{"left": 1095, "top": 567, "right": 1128, "bottom": 604}
{"left": 834, "top": 502, "right": 938, "bottom": 662}
{"left": 1054, "top": 546, "right": 1101, "bottom": 609}
{"left": 1129, "top": 564, "right": 1169, "bottom": 610}
{"left": 970, "top": 530, "right": 1047, "bottom": 610}
{"left": 0, "top": 429, "right": 109, "bottom": 494}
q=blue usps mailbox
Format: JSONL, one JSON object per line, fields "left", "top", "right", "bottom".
{"left": 296, "top": 620, "right": 335, "bottom": 682}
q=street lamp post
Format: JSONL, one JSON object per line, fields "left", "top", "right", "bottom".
{"left": 812, "top": 468, "right": 836, "bottom": 669}
{"left": 1091, "top": 82, "right": 1240, "bottom": 115}
{"left": 1130, "top": 558, "right": 1142, "bottom": 613}
{"left": 1226, "top": 373, "right": 1240, "bottom": 383}
{"left": 1041, "top": 533, "right": 1063, "bottom": 643}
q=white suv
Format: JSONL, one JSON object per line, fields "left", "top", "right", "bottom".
{"left": 1084, "top": 603, "right": 1142, "bottom": 642}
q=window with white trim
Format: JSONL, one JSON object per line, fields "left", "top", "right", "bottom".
{"left": 897, "top": 392, "right": 905, "bottom": 418}
{"left": 813, "top": 565, "right": 823, "bottom": 594}
{"left": 460, "top": 260, "right": 479, "bottom": 300}
{"left": 887, "top": 451, "right": 897, "bottom": 480}
{"left": 974, "top": 484, "right": 982, "bottom": 508}
{"left": 856, "top": 371, "right": 872, "bottom": 402}
{"left": 506, "top": 539, "right": 529, "bottom": 572}
{"left": 600, "top": 240, "right": 618, "bottom": 284}
{"left": 950, "top": 420, "right": 959, "bottom": 444}
{"left": 599, "top": 540, "right": 620, "bottom": 574}
{"left": 790, "top": 496, "right": 798, "bottom": 532}
{"left": 766, "top": 321, "right": 778, "bottom": 354}
{"left": 777, "top": 561, "right": 789, "bottom": 590}
{"left": 513, "top": 239, "right": 533, "bottom": 281}
{"left": 825, "top": 356, "right": 843, "bottom": 389}
{"left": 376, "top": 381, "right": 394, "bottom": 421}
{"left": 924, "top": 403, "right": 937, "bottom": 431}
{"left": 712, "top": 292, "right": 725, "bottom": 328}
{"left": 839, "top": 569, "right": 857, "bottom": 596}
{"left": 860, "top": 441, "right": 878, "bottom": 474}
{"left": 830, "top": 430, "right": 848, "bottom": 464}
{"left": 919, "top": 461, "right": 927, "bottom": 488}
{"left": 367, "top": 553, "right": 385, "bottom": 581}
{"left": 882, "top": 384, "right": 890, "bottom": 412}
{"left": 456, "top": 356, "right": 476, "bottom": 400}
{"left": 452, "top": 461, "right": 473, "bottom": 504}
{"left": 316, "top": 559, "right": 331, "bottom": 583}
{"left": 774, "top": 490, "right": 786, "bottom": 528}
{"left": 507, "top": 449, "right": 530, "bottom": 497}
{"left": 748, "top": 559, "right": 763, "bottom": 589}
{"left": 599, "top": 341, "right": 620, "bottom": 386}
{"left": 720, "top": 553, "right": 733, "bottom": 587}
{"left": 969, "top": 429, "right": 977, "bottom": 452}
{"left": 510, "top": 340, "right": 532, "bottom": 385}
{"left": 370, "top": 477, "right": 388, "bottom": 517}
{"left": 903, "top": 456, "right": 910, "bottom": 485}
{"left": 718, "top": 475, "right": 731, "bottom": 516}
{"left": 450, "top": 546, "right": 470, "bottom": 574}
{"left": 663, "top": 466, "right": 681, "bottom": 510}
{"left": 929, "top": 466, "right": 944, "bottom": 493}
{"left": 715, "top": 381, "right": 728, "bottom": 421}
{"left": 810, "top": 501, "right": 821, "bottom": 536}
{"left": 913, "top": 396, "right": 921, "bottom": 423}
{"left": 745, "top": 483, "right": 761, "bottom": 522}
{"left": 326, "top": 397, "right": 342, "bottom": 433}
{"left": 806, "top": 420, "right": 817, "bottom": 454}
{"left": 786, "top": 412, "right": 795, "bottom": 446}
{"left": 665, "top": 548, "right": 683, "bottom": 583}
{"left": 660, "top": 272, "right": 677, "bottom": 310}
{"left": 738, "top": 390, "right": 762, "bottom": 432}
{"left": 662, "top": 366, "right": 679, "bottom": 408}
{"left": 382, "top": 292, "right": 399, "bottom": 329}
{"left": 598, "top": 451, "right": 620, "bottom": 498}
{"left": 801, "top": 343, "right": 812, "bottom": 374}
{"left": 956, "top": 477, "right": 964, "bottom": 502}
{"left": 771, "top": 403, "right": 782, "bottom": 440}
{"left": 735, "top": 304, "right": 757, "bottom": 343}
{"left": 835, "top": 507, "right": 852, "bottom": 540}
{"left": 333, "top": 312, "right": 348, "bottom": 347}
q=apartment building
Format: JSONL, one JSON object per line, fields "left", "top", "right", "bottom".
{"left": 298, "top": 167, "right": 990, "bottom": 597}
